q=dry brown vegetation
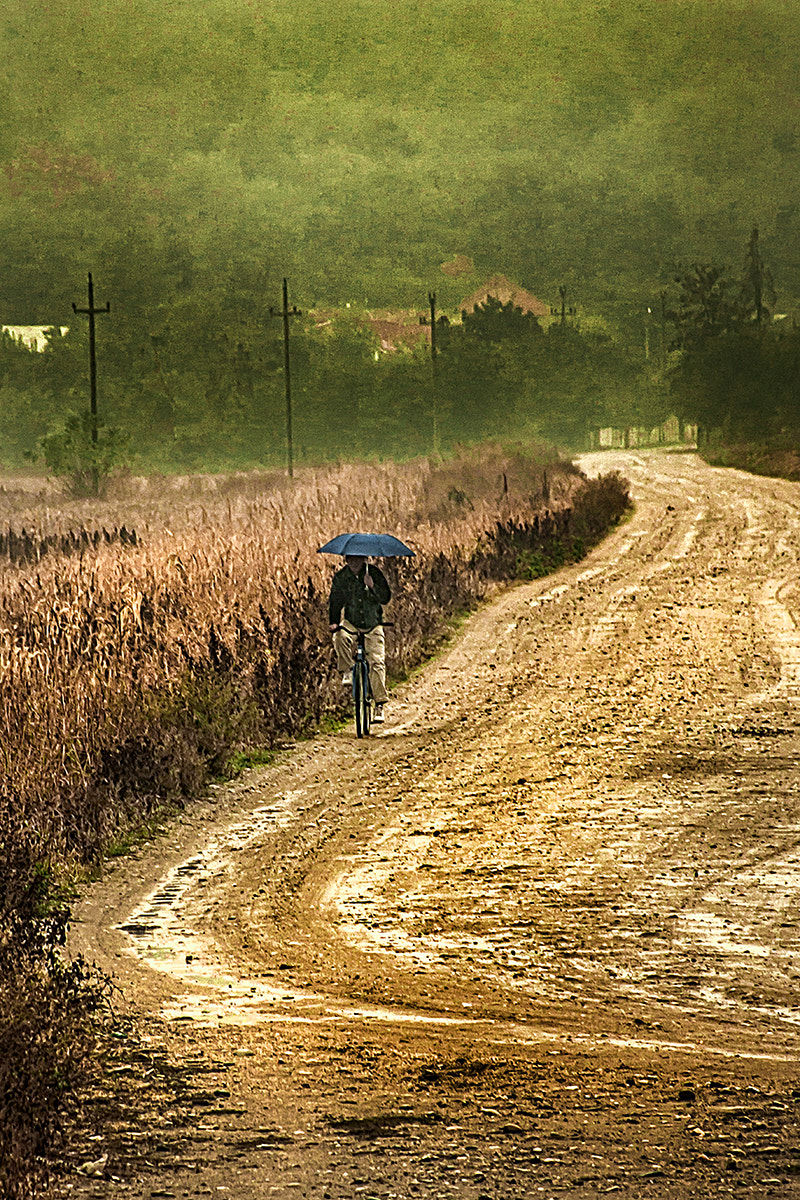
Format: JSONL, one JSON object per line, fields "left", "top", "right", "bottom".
{"left": 0, "top": 444, "right": 630, "bottom": 1197}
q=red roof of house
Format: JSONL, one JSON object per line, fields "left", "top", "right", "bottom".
{"left": 365, "top": 313, "right": 431, "bottom": 353}
{"left": 459, "top": 275, "right": 550, "bottom": 320}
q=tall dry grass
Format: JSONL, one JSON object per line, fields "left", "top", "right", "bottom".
{"left": 0, "top": 446, "right": 602, "bottom": 860}
{"left": 0, "top": 444, "right": 630, "bottom": 1196}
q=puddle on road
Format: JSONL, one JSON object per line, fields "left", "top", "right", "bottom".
{"left": 504, "top": 1030, "right": 800, "bottom": 1063}
{"left": 116, "top": 791, "right": 800, "bottom": 1059}
{"left": 119, "top": 793, "right": 301, "bottom": 936}
{"left": 117, "top": 789, "right": 492, "bottom": 1031}
{"left": 117, "top": 792, "right": 317, "bottom": 1020}
{"left": 161, "top": 984, "right": 483, "bottom": 1029}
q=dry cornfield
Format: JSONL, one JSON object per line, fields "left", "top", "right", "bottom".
{"left": 0, "top": 445, "right": 628, "bottom": 871}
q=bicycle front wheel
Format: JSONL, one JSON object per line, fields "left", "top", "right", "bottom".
{"left": 353, "top": 658, "right": 371, "bottom": 738}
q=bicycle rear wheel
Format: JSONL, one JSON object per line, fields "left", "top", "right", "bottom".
{"left": 353, "top": 658, "right": 372, "bottom": 738}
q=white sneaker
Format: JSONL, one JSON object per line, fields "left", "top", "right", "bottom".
{"left": 342, "top": 671, "right": 352, "bottom": 686}
{"left": 372, "top": 704, "right": 385, "bottom": 723}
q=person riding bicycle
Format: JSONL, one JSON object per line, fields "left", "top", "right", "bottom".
{"left": 329, "top": 554, "right": 391, "bottom": 723}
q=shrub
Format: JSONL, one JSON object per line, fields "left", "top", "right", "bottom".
{"left": 30, "top": 411, "right": 130, "bottom": 499}
{"left": 0, "top": 836, "right": 110, "bottom": 1198}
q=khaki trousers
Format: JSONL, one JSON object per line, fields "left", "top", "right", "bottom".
{"left": 333, "top": 621, "right": 388, "bottom": 704}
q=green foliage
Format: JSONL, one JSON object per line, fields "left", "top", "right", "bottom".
{"left": 515, "top": 535, "right": 587, "bottom": 579}
{"left": 1, "top": 3, "right": 796, "bottom": 458}
{"left": 462, "top": 296, "right": 543, "bottom": 343}
{"left": 222, "top": 747, "right": 276, "bottom": 777}
{"left": 2, "top": 0, "right": 800, "bottom": 328}
{"left": 1, "top": 301, "right": 664, "bottom": 467}
{"left": 103, "top": 806, "right": 180, "bottom": 859}
{"left": 516, "top": 548, "right": 552, "bottom": 579}
{"left": 668, "top": 264, "right": 745, "bottom": 348}
{"left": 667, "top": 229, "right": 800, "bottom": 443}
{"left": 31, "top": 411, "right": 130, "bottom": 498}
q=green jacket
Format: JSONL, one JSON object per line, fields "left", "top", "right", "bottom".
{"left": 328, "top": 563, "right": 391, "bottom": 629}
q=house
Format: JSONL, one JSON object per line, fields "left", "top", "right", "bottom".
{"left": 309, "top": 308, "right": 431, "bottom": 355}
{"left": 366, "top": 312, "right": 431, "bottom": 354}
{"left": 459, "top": 275, "right": 550, "bottom": 320}
{"left": 2, "top": 325, "right": 69, "bottom": 352}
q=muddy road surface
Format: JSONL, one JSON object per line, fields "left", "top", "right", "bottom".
{"left": 66, "top": 450, "right": 800, "bottom": 1199}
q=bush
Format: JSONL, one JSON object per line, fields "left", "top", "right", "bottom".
{"left": 0, "top": 840, "right": 110, "bottom": 1198}
{"left": 30, "top": 411, "right": 130, "bottom": 499}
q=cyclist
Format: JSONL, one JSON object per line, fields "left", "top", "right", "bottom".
{"left": 328, "top": 554, "right": 391, "bottom": 723}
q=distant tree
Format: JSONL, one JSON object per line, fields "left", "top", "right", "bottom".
{"left": 666, "top": 263, "right": 743, "bottom": 349}
{"left": 667, "top": 229, "right": 792, "bottom": 443}
{"left": 30, "top": 411, "right": 130, "bottom": 498}
{"left": 461, "top": 296, "right": 543, "bottom": 343}
{"left": 669, "top": 228, "right": 778, "bottom": 347}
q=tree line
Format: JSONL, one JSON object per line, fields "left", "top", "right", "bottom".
{"left": 0, "top": 285, "right": 663, "bottom": 487}
{"left": 1, "top": 226, "right": 795, "bottom": 490}
{"left": 2, "top": 0, "right": 798, "bottom": 334}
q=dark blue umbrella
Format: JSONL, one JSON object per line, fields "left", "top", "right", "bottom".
{"left": 317, "top": 532, "right": 415, "bottom": 557}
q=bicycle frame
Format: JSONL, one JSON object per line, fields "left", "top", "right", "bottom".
{"left": 333, "top": 621, "right": 392, "bottom": 739}
{"left": 352, "top": 630, "right": 372, "bottom": 738}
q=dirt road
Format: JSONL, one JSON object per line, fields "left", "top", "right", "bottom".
{"left": 66, "top": 450, "right": 800, "bottom": 1199}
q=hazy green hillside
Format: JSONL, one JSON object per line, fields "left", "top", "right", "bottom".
{"left": 2, "top": 0, "right": 799, "bottom": 325}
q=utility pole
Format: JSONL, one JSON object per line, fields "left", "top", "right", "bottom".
{"left": 550, "top": 286, "right": 576, "bottom": 326}
{"left": 645, "top": 305, "right": 652, "bottom": 361}
{"left": 743, "top": 225, "right": 775, "bottom": 325}
{"left": 428, "top": 291, "right": 440, "bottom": 456}
{"left": 270, "top": 278, "right": 302, "bottom": 478}
{"left": 72, "top": 272, "right": 110, "bottom": 496}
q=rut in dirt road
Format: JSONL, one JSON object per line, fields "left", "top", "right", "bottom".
{"left": 67, "top": 450, "right": 800, "bottom": 1200}
{"left": 316, "top": 450, "right": 800, "bottom": 1054}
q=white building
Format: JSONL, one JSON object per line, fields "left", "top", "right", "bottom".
{"left": 2, "top": 325, "right": 69, "bottom": 352}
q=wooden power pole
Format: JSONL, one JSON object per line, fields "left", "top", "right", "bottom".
{"left": 72, "top": 272, "right": 110, "bottom": 495}
{"left": 428, "top": 291, "right": 440, "bottom": 456}
{"left": 270, "top": 278, "right": 302, "bottom": 478}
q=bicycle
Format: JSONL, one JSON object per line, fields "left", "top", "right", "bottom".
{"left": 352, "top": 628, "right": 373, "bottom": 738}
{"left": 335, "top": 623, "right": 392, "bottom": 738}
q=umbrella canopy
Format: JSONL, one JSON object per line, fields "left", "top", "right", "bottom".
{"left": 317, "top": 532, "right": 415, "bottom": 557}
